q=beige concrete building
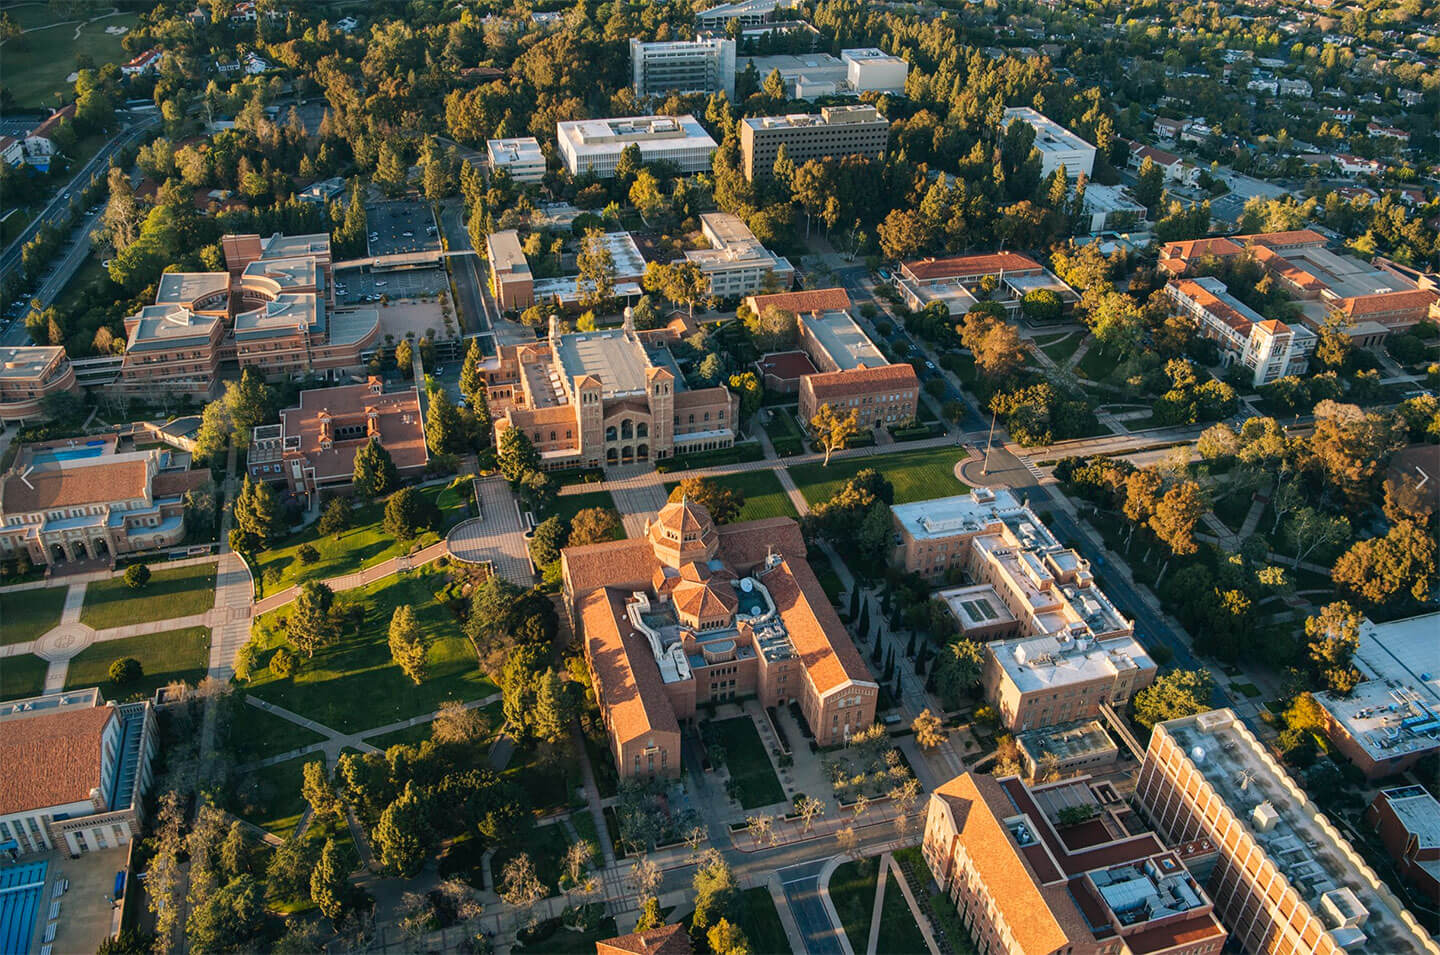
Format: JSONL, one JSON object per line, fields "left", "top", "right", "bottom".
{"left": 982, "top": 632, "right": 1156, "bottom": 732}
{"left": 0, "top": 346, "right": 78, "bottom": 422}
{"left": 1134, "top": 709, "right": 1439, "bottom": 955}
{"left": 562, "top": 498, "right": 876, "bottom": 779}
{"left": 739, "top": 105, "right": 890, "bottom": 181}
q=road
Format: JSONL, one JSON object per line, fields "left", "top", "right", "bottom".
{"left": 778, "top": 858, "right": 845, "bottom": 955}
{"left": 437, "top": 199, "right": 498, "bottom": 344}
{"left": 0, "top": 114, "right": 156, "bottom": 283}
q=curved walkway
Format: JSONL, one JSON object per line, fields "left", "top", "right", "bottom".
{"left": 250, "top": 540, "right": 449, "bottom": 616}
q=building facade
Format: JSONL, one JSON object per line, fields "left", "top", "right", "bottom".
{"left": 248, "top": 377, "right": 428, "bottom": 505}
{"left": 0, "top": 434, "right": 206, "bottom": 567}
{"left": 488, "top": 313, "right": 736, "bottom": 469}
{"left": 982, "top": 633, "right": 1156, "bottom": 732}
{"left": 0, "top": 689, "right": 158, "bottom": 857}
{"left": 923, "top": 772, "right": 1228, "bottom": 955}
{"left": 1134, "top": 709, "right": 1438, "bottom": 955}
{"left": 0, "top": 346, "right": 79, "bottom": 422}
{"left": 894, "top": 252, "right": 1077, "bottom": 317}
{"left": 1003, "top": 107, "right": 1096, "bottom": 179}
{"left": 557, "top": 115, "right": 718, "bottom": 178}
{"left": 487, "top": 229, "right": 535, "bottom": 309}
{"left": 738, "top": 105, "right": 890, "bottom": 181}
{"left": 486, "top": 137, "right": 547, "bottom": 183}
{"left": 1165, "top": 277, "right": 1315, "bottom": 386}
{"left": 562, "top": 498, "right": 876, "bottom": 779}
{"left": 681, "top": 213, "right": 795, "bottom": 298}
{"left": 1365, "top": 786, "right": 1440, "bottom": 903}
{"left": 630, "top": 37, "right": 736, "bottom": 98}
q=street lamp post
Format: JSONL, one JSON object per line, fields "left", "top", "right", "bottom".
{"left": 981, "top": 409, "right": 997, "bottom": 475}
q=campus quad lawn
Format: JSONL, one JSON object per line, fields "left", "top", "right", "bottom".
{"left": 255, "top": 482, "right": 468, "bottom": 594}
{"left": 64, "top": 627, "right": 211, "bottom": 702}
{"left": 491, "top": 822, "right": 571, "bottom": 896}
{"left": 740, "top": 886, "right": 793, "bottom": 954}
{"left": 550, "top": 490, "right": 624, "bottom": 538}
{"left": 0, "top": 11, "right": 139, "bottom": 108}
{"left": 246, "top": 566, "right": 496, "bottom": 734}
{"left": 663, "top": 470, "right": 798, "bottom": 521}
{"left": 1037, "top": 331, "right": 1084, "bottom": 365}
{"left": 788, "top": 446, "right": 966, "bottom": 508}
{"left": 225, "top": 705, "right": 328, "bottom": 764}
{"left": 828, "top": 858, "right": 881, "bottom": 953}
{"left": 0, "top": 585, "right": 67, "bottom": 646}
{"left": 0, "top": 654, "right": 48, "bottom": 701}
{"left": 364, "top": 698, "right": 503, "bottom": 751}
{"left": 710, "top": 716, "right": 785, "bottom": 809}
{"left": 228, "top": 753, "right": 324, "bottom": 840}
{"left": 875, "top": 872, "right": 929, "bottom": 955}
{"left": 80, "top": 562, "right": 218, "bottom": 630}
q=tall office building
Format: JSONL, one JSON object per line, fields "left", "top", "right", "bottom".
{"left": 738, "top": 105, "right": 889, "bottom": 180}
{"left": 630, "top": 37, "right": 736, "bottom": 99}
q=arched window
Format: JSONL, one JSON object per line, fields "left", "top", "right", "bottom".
{"left": 605, "top": 425, "right": 617, "bottom": 442}
{"left": 621, "top": 420, "right": 634, "bottom": 440}
{"left": 636, "top": 422, "right": 649, "bottom": 438}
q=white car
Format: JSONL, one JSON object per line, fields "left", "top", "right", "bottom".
{"left": 374, "top": 280, "right": 387, "bottom": 288}
{"left": 402, "top": 231, "right": 414, "bottom": 238}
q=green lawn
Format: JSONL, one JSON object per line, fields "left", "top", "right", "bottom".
{"left": 828, "top": 858, "right": 881, "bottom": 954}
{"left": 788, "top": 447, "right": 965, "bottom": 507}
{"left": 63, "top": 627, "right": 211, "bottom": 702}
{"left": 228, "top": 753, "right": 323, "bottom": 840}
{"left": 550, "top": 490, "right": 623, "bottom": 537}
{"left": 710, "top": 716, "right": 785, "bottom": 809}
{"left": 1036, "top": 331, "right": 1084, "bottom": 365}
{"left": 0, "top": 653, "right": 48, "bottom": 701}
{"left": 664, "top": 470, "right": 798, "bottom": 522}
{"left": 0, "top": 585, "right": 67, "bottom": 646}
{"left": 364, "top": 698, "right": 503, "bottom": 751}
{"left": 0, "top": 11, "right": 140, "bottom": 108}
{"left": 741, "top": 886, "right": 793, "bottom": 955}
{"left": 255, "top": 482, "right": 469, "bottom": 595}
{"left": 80, "top": 563, "right": 218, "bottom": 630}
{"left": 1076, "top": 343, "right": 1123, "bottom": 382}
{"left": 226, "top": 705, "right": 328, "bottom": 765}
{"left": 246, "top": 565, "right": 497, "bottom": 733}
{"left": 875, "top": 873, "right": 929, "bottom": 955}
{"left": 491, "top": 822, "right": 571, "bottom": 896}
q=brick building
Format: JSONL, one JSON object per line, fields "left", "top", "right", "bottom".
{"left": 923, "top": 772, "right": 1228, "bottom": 955}
{"left": 0, "top": 346, "right": 78, "bottom": 422}
{"left": 1365, "top": 786, "right": 1440, "bottom": 903}
{"left": 562, "top": 498, "right": 876, "bottom": 779}
{"left": 894, "top": 252, "right": 1077, "bottom": 318}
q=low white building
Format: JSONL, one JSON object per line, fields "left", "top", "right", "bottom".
{"left": 557, "top": 115, "right": 717, "bottom": 178}
{"left": 487, "top": 136, "right": 546, "bottom": 183}
{"left": 681, "top": 212, "right": 794, "bottom": 298}
{"left": 1003, "top": 107, "right": 1095, "bottom": 179}
{"left": 1165, "top": 276, "right": 1315, "bottom": 386}
{"left": 0, "top": 689, "right": 158, "bottom": 857}
{"left": 841, "top": 48, "right": 909, "bottom": 93}
{"left": 1080, "top": 184, "right": 1147, "bottom": 233}
{"left": 335, "top": 15, "right": 358, "bottom": 32}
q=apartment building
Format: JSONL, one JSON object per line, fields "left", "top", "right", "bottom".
{"left": 556, "top": 115, "right": 718, "bottom": 178}
{"left": 738, "top": 105, "right": 890, "bottom": 181}
{"left": 894, "top": 252, "right": 1077, "bottom": 317}
{"left": 630, "top": 37, "right": 736, "bottom": 99}
{"left": 1004, "top": 107, "right": 1096, "bottom": 179}
{"left": 1311, "top": 612, "right": 1440, "bottom": 780}
{"left": 1134, "top": 709, "right": 1438, "bottom": 955}
{"left": 486, "top": 136, "right": 546, "bottom": 183}
{"left": 0, "top": 433, "right": 206, "bottom": 567}
{"left": 0, "top": 346, "right": 78, "bottom": 422}
{"left": 1365, "top": 786, "right": 1440, "bottom": 902}
{"left": 248, "top": 377, "right": 428, "bottom": 506}
{"left": 488, "top": 313, "right": 736, "bottom": 469}
{"left": 1165, "top": 277, "right": 1316, "bottom": 386}
{"left": 562, "top": 497, "right": 876, "bottom": 778}
{"left": 923, "top": 772, "right": 1228, "bottom": 955}
{"left": 0, "top": 688, "right": 158, "bottom": 857}
{"left": 681, "top": 212, "right": 794, "bottom": 298}
{"left": 982, "top": 632, "right": 1156, "bottom": 732}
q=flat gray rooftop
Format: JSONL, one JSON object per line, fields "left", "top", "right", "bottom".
{"left": 555, "top": 330, "right": 652, "bottom": 398}
{"left": 800, "top": 310, "right": 886, "bottom": 370}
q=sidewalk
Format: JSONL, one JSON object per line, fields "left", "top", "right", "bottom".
{"left": 251, "top": 539, "right": 448, "bottom": 615}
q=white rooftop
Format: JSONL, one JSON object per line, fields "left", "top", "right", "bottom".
{"left": 799, "top": 310, "right": 887, "bottom": 370}
{"left": 989, "top": 632, "right": 1152, "bottom": 694}
{"left": 559, "top": 114, "right": 716, "bottom": 150}
{"left": 1380, "top": 785, "right": 1440, "bottom": 851}
{"left": 487, "top": 137, "right": 544, "bottom": 165}
{"left": 1314, "top": 612, "right": 1440, "bottom": 763}
{"left": 892, "top": 488, "right": 1023, "bottom": 540}
{"left": 1003, "top": 106, "right": 1096, "bottom": 155}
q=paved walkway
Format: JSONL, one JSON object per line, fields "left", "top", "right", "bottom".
{"left": 865, "top": 855, "right": 890, "bottom": 955}
{"left": 251, "top": 539, "right": 449, "bottom": 616}
{"left": 884, "top": 851, "right": 942, "bottom": 955}
{"left": 571, "top": 721, "right": 617, "bottom": 866}
{"left": 605, "top": 464, "right": 669, "bottom": 538}
{"left": 446, "top": 475, "right": 533, "bottom": 586}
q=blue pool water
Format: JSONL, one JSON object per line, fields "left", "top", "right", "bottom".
{"left": 32, "top": 445, "right": 103, "bottom": 463}
{"left": 0, "top": 859, "right": 48, "bottom": 955}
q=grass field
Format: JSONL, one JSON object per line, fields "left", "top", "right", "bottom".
{"left": 63, "top": 627, "right": 211, "bottom": 702}
{"left": 80, "top": 562, "right": 217, "bottom": 630}
{"left": 0, "top": 585, "right": 67, "bottom": 646}
{"left": 255, "top": 482, "right": 468, "bottom": 594}
{"left": 828, "top": 858, "right": 881, "bottom": 953}
{"left": 664, "top": 470, "right": 798, "bottom": 522}
{"left": 491, "top": 822, "right": 571, "bottom": 896}
{"left": 710, "top": 716, "right": 785, "bottom": 809}
{"left": 1037, "top": 331, "right": 1084, "bottom": 365}
{"left": 550, "top": 490, "right": 623, "bottom": 538}
{"left": 0, "top": 653, "right": 48, "bottom": 701}
{"left": 875, "top": 872, "right": 929, "bottom": 955}
{"left": 228, "top": 753, "right": 323, "bottom": 840}
{"left": 246, "top": 565, "right": 497, "bottom": 733}
{"left": 225, "top": 704, "right": 328, "bottom": 765}
{"left": 741, "top": 886, "right": 793, "bottom": 954}
{"left": 1075, "top": 343, "right": 1123, "bottom": 382}
{"left": 0, "top": 8, "right": 140, "bottom": 108}
{"left": 788, "top": 447, "right": 965, "bottom": 507}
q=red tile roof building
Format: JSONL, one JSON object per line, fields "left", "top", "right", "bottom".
{"left": 562, "top": 498, "right": 876, "bottom": 779}
{"left": 248, "top": 377, "right": 428, "bottom": 504}
{"left": 894, "top": 254, "right": 1078, "bottom": 317}
{"left": 924, "top": 772, "right": 1228, "bottom": 955}
{"left": 596, "top": 924, "right": 693, "bottom": 955}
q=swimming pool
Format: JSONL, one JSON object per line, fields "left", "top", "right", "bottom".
{"left": 31, "top": 444, "right": 104, "bottom": 464}
{"left": 0, "top": 859, "right": 47, "bottom": 955}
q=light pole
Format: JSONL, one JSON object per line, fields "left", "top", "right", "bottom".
{"left": 981, "top": 409, "right": 997, "bottom": 475}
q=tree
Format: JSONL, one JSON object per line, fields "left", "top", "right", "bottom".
{"left": 432, "top": 699, "right": 487, "bottom": 744}
{"left": 796, "top": 795, "right": 826, "bottom": 833}
{"left": 425, "top": 389, "right": 465, "bottom": 455}
{"left": 569, "top": 506, "right": 621, "bottom": 546}
{"left": 310, "top": 837, "right": 349, "bottom": 920}
{"left": 186, "top": 875, "right": 264, "bottom": 952}
{"left": 288, "top": 581, "right": 338, "bottom": 658}
{"left": 691, "top": 853, "right": 738, "bottom": 931}
{"left": 460, "top": 338, "right": 488, "bottom": 405}
{"left": 124, "top": 564, "right": 151, "bottom": 589}
{"left": 109, "top": 657, "right": 142, "bottom": 685}
{"left": 1306, "top": 401, "right": 1402, "bottom": 507}
{"left": 395, "top": 338, "right": 415, "bottom": 377}
{"left": 811, "top": 403, "right": 859, "bottom": 466}
{"left": 958, "top": 309, "right": 1025, "bottom": 380}
{"left": 388, "top": 604, "right": 428, "bottom": 685}
{"left": 352, "top": 439, "right": 399, "bottom": 500}
{"left": 1283, "top": 508, "right": 1351, "bottom": 568}
{"left": 496, "top": 426, "right": 540, "bottom": 485}
{"left": 933, "top": 639, "right": 983, "bottom": 709}
{"left": 1133, "top": 156, "right": 1165, "bottom": 210}
{"left": 576, "top": 227, "right": 616, "bottom": 306}
{"left": 1304, "top": 602, "right": 1363, "bottom": 695}
{"left": 1332, "top": 521, "right": 1436, "bottom": 607}
{"left": 233, "top": 476, "right": 285, "bottom": 549}
{"left": 729, "top": 371, "right": 763, "bottom": 421}
{"left": 317, "top": 498, "right": 352, "bottom": 539}
{"left": 912, "top": 708, "right": 946, "bottom": 749}
{"left": 642, "top": 260, "right": 707, "bottom": 317}
{"left": 302, "top": 759, "right": 341, "bottom": 822}
{"left": 1124, "top": 468, "right": 1164, "bottom": 523}
{"left": 499, "top": 852, "right": 547, "bottom": 924}
{"left": 194, "top": 399, "right": 233, "bottom": 465}
{"left": 374, "top": 783, "right": 433, "bottom": 877}
{"left": 668, "top": 477, "right": 743, "bottom": 524}
{"left": 744, "top": 304, "right": 798, "bottom": 353}
{"left": 529, "top": 515, "right": 569, "bottom": 567}
{"left": 226, "top": 368, "right": 275, "bottom": 438}
{"left": 374, "top": 141, "right": 409, "bottom": 196}
{"left": 383, "top": 487, "right": 441, "bottom": 542}
{"left": 1148, "top": 481, "right": 1206, "bottom": 555}
{"left": 708, "top": 919, "right": 751, "bottom": 955}
{"left": 1132, "top": 669, "right": 1214, "bottom": 730}
{"left": 878, "top": 208, "right": 931, "bottom": 261}
{"left": 532, "top": 668, "right": 575, "bottom": 743}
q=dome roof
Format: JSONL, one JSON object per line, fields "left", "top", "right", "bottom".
{"left": 653, "top": 497, "right": 714, "bottom": 536}
{"left": 673, "top": 578, "right": 738, "bottom": 620}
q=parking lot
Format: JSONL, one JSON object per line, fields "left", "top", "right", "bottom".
{"left": 334, "top": 266, "right": 449, "bottom": 304}
{"left": 365, "top": 201, "right": 442, "bottom": 258}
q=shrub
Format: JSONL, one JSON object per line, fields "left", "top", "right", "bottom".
{"left": 109, "top": 657, "right": 143, "bottom": 684}
{"left": 297, "top": 543, "right": 320, "bottom": 564}
{"left": 123, "top": 564, "right": 151, "bottom": 589}
{"left": 271, "top": 646, "right": 299, "bottom": 677}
